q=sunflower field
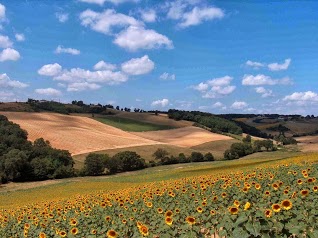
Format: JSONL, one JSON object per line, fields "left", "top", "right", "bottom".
{"left": 0, "top": 154, "right": 317, "bottom": 238}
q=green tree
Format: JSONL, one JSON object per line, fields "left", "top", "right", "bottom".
{"left": 204, "top": 152, "right": 214, "bottom": 161}
{"left": 112, "top": 151, "right": 146, "bottom": 171}
{"left": 31, "top": 157, "right": 55, "bottom": 180}
{"left": 83, "top": 153, "right": 105, "bottom": 176}
{"left": 153, "top": 148, "right": 169, "bottom": 162}
{"left": 190, "top": 152, "right": 204, "bottom": 162}
{"left": 242, "top": 135, "right": 252, "bottom": 143}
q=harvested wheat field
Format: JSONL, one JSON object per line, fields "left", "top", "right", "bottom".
{"left": 0, "top": 112, "right": 160, "bottom": 155}
{"left": 132, "top": 126, "right": 233, "bottom": 147}
{"left": 296, "top": 135, "right": 318, "bottom": 152}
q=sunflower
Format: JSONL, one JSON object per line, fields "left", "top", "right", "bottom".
{"left": 210, "top": 210, "right": 216, "bottom": 216}
{"left": 272, "top": 204, "right": 281, "bottom": 212}
{"left": 264, "top": 191, "right": 271, "bottom": 196}
{"left": 307, "top": 178, "right": 314, "bottom": 183}
{"left": 69, "top": 219, "right": 77, "bottom": 226}
{"left": 146, "top": 202, "right": 153, "bottom": 208}
{"left": 107, "top": 230, "right": 118, "bottom": 238}
{"left": 255, "top": 184, "right": 261, "bottom": 190}
{"left": 272, "top": 183, "right": 279, "bottom": 190}
{"left": 139, "top": 225, "right": 149, "bottom": 236}
{"left": 264, "top": 209, "right": 272, "bottom": 218}
{"left": 39, "top": 232, "right": 46, "bottom": 238}
{"left": 165, "top": 210, "right": 173, "bottom": 217}
{"left": 228, "top": 206, "right": 239, "bottom": 215}
{"left": 297, "top": 179, "right": 302, "bottom": 185}
{"left": 185, "top": 216, "right": 195, "bottom": 225}
{"left": 71, "top": 227, "right": 78, "bottom": 235}
{"left": 313, "top": 186, "right": 318, "bottom": 192}
{"left": 59, "top": 231, "right": 67, "bottom": 238}
{"left": 281, "top": 199, "right": 292, "bottom": 210}
{"left": 244, "top": 202, "right": 251, "bottom": 210}
{"left": 175, "top": 208, "right": 180, "bottom": 213}
{"left": 24, "top": 223, "right": 30, "bottom": 230}
{"left": 91, "top": 229, "right": 97, "bottom": 235}
{"left": 300, "top": 189, "right": 309, "bottom": 196}
{"left": 105, "top": 216, "right": 111, "bottom": 222}
{"left": 157, "top": 208, "right": 163, "bottom": 214}
{"left": 165, "top": 217, "right": 173, "bottom": 226}
{"left": 196, "top": 207, "right": 203, "bottom": 213}
{"left": 221, "top": 192, "right": 227, "bottom": 198}
{"left": 233, "top": 200, "right": 240, "bottom": 208}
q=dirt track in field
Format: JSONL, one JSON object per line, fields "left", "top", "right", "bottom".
{"left": 132, "top": 126, "right": 233, "bottom": 147}
{"left": 0, "top": 112, "right": 161, "bottom": 155}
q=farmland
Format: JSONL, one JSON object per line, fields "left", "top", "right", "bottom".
{"left": 0, "top": 153, "right": 317, "bottom": 237}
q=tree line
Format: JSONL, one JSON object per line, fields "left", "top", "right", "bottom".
{"left": 167, "top": 109, "right": 242, "bottom": 135}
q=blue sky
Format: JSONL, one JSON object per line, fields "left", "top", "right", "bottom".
{"left": 0, "top": 0, "right": 317, "bottom": 115}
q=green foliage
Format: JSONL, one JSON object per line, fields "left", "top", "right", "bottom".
{"left": 224, "top": 142, "right": 254, "bottom": 160}
{"left": 242, "top": 135, "right": 252, "bottom": 143}
{"left": 274, "top": 135, "right": 297, "bottom": 145}
{"left": 112, "top": 151, "right": 146, "bottom": 172}
{"left": 0, "top": 115, "right": 75, "bottom": 183}
{"left": 168, "top": 109, "right": 242, "bottom": 135}
{"left": 190, "top": 152, "right": 204, "bottom": 162}
{"left": 204, "top": 152, "right": 214, "bottom": 161}
{"left": 153, "top": 148, "right": 169, "bottom": 161}
{"left": 83, "top": 153, "right": 108, "bottom": 176}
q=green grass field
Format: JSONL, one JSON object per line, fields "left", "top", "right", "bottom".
{"left": 94, "top": 116, "right": 176, "bottom": 132}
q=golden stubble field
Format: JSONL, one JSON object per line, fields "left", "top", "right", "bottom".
{"left": 0, "top": 112, "right": 233, "bottom": 155}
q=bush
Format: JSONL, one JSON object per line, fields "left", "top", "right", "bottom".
{"left": 204, "top": 152, "right": 214, "bottom": 161}
{"left": 112, "top": 151, "right": 146, "bottom": 172}
{"left": 83, "top": 153, "right": 108, "bottom": 176}
{"left": 190, "top": 152, "right": 204, "bottom": 162}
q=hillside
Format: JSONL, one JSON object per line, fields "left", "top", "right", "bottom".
{"left": 0, "top": 112, "right": 160, "bottom": 155}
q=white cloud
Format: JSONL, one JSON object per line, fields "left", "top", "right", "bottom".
{"left": 54, "top": 68, "right": 128, "bottom": 85}
{"left": 15, "top": 33, "right": 25, "bottom": 42}
{"left": 0, "top": 73, "right": 28, "bottom": 88}
{"left": 193, "top": 75, "right": 235, "bottom": 98}
{"left": 121, "top": 55, "right": 154, "bottom": 75}
{"left": 0, "top": 48, "right": 20, "bottom": 62}
{"left": 242, "top": 74, "right": 292, "bottom": 86}
{"left": 151, "top": 98, "right": 169, "bottom": 107}
{"left": 55, "top": 45, "right": 80, "bottom": 55}
{"left": 0, "top": 91, "right": 14, "bottom": 101}
{"left": 207, "top": 75, "right": 233, "bottom": 86}
{"left": 67, "top": 82, "right": 101, "bottom": 92}
{"left": 38, "top": 63, "right": 62, "bottom": 76}
{"left": 140, "top": 9, "right": 157, "bottom": 23}
{"left": 79, "top": 0, "right": 139, "bottom": 5}
{"left": 245, "top": 60, "right": 264, "bottom": 69}
{"left": 0, "top": 4, "right": 5, "bottom": 20}
{"left": 212, "top": 101, "right": 224, "bottom": 108}
{"left": 283, "top": 91, "right": 318, "bottom": 102}
{"left": 255, "top": 87, "right": 273, "bottom": 98}
{"left": 159, "top": 72, "right": 175, "bottom": 80}
{"left": 0, "top": 35, "right": 12, "bottom": 48}
{"left": 55, "top": 12, "right": 69, "bottom": 23}
{"left": 179, "top": 6, "right": 224, "bottom": 28}
{"left": 268, "top": 58, "right": 291, "bottom": 71}
{"left": 192, "top": 82, "right": 209, "bottom": 92}
{"left": 231, "top": 101, "right": 248, "bottom": 109}
{"left": 93, "top": 60, "right": 117, "bottom": 71}
{"left": 35, "top": 88, "right": 62, "bottom": 97}
{"left": 114, "top": 26, "right": 173, "bottom": 51}
{"left": 79, "top": 9, "right": 142, "bottom": 35}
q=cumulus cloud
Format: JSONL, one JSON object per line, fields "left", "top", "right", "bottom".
{"left": 0, "top": 91, "right": 14, "bottom": 101}
{"left": 0, "top": 73, "right": 28, "bottom": 88}
{"left": 79, "top": 0, "right": 139, "bottom": 5}
{"left": 54, "top": 68, "right": 128, "bottom": 84}
{"left": 67, "top": 82, "right": 101, "bottom": 92}
{"left": 55, "top": 12, "right": 69, "bottom": 23}
{"left": 0, "top": 48, "right": 20, "bottom": 62}
{"left": 231, "top": 101, "right": 248, "bottom": 109}
{"left": 151, "top": 98, "right": 169, "bottom": 107}
{"left": 15, "top": 33, "right": 25, "bottom": 42}
{"left": 283, "top": 91, "right": 318, "bottom": 102}
{"left": 255, "top": 87, "right": 273, "bottom": 98}
{"left": 38, "top": 63, "right": 62, "bottom": 76}
{"left": 0, "top": 35, "right": 12, "bottom": 48}
{"left": 159, "top": 72, "right": 175, "bottom": 80}
{"left": 121, "top": 55, "right": 154, "bottom": 75}
{"left": 193, "top": 76, "right": 236, "bottom": 98}
{"left": 212, "top": 101, "right": 224, "bottom": 108}
{"left": 93, "top": 60, "right": 117, "bottom": 71}
{"left": 140, "top": 9, "right": 157, "bottom": 23}
{"left": 242, "top": 74, "right": 292, "bottom": 86}
{"left": 245, "top": 60, "right": 264, "bottom": 69}
{"left": 268, "top": 58, "right": 291, "bottom": 71}
{"left": 79, "top": 9, "right": 142, "bottom": 35}
{"left": 167, "top": 1, "right": 224, "bottom": 28}
{"left": 55, "top": 45, "right": 80, "bottom": 55}
{"left": 0, "top": 3, "right": 5, "bottom": 20}
{"left": 35, "top": 88, "right": 62, "bottom": 96}
{"left": 114, "top": 26, "right": 173, "bottom": 51}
